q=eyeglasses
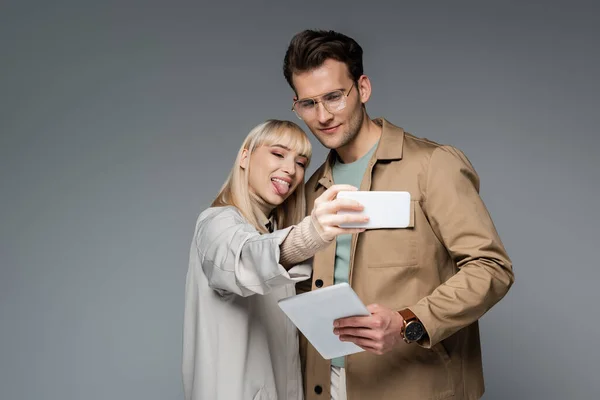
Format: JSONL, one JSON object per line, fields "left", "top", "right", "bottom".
{"left": 291, "top": 83, "right": 355, "bottom": 120}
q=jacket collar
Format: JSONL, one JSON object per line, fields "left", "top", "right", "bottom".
{"left": 315, "top": 118, "right": 405, "bottom": 190}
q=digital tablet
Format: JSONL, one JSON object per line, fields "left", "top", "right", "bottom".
{"left": 336, "top": 190, "right": 411, "bottom": 229}
{"left": 278, "top": 283, "right": 370, "bottom": 360}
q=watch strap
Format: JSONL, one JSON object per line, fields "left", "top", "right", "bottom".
{"left": 398, "top": 308, "right": 420, "bottom": 343}
{"left": 398, "top": 308, "right": 417, "bottom": 323}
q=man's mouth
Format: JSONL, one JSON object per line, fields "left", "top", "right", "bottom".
{"left": 320, "top": 124, "right": 341, "bottom": 134}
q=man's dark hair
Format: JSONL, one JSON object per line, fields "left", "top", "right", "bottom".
{"left": 283, "top": 30, "right": 364, "bottom": 93}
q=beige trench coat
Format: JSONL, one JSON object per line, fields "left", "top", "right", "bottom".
{"left": 299, "top": 118, "right": 514, "bottom": 400}
{"left": 183, "top": 206, "right": 311, "bottom": 400}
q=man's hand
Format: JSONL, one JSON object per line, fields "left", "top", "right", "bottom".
{"left": 333, "top": 304, "right": 404, "bottom": 355}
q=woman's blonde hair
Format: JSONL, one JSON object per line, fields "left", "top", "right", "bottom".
{"left": 211, "top": 119, "right": 312, "bottom": 233}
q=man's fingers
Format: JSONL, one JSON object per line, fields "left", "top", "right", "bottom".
{"left": 366, "top": 304, "right": 381, "bottom": 313}
{"left": 335, "top": 315, "right": 383, "bottom": 330}
{"left": 334, "top": 315, "right": 371, "bottom": 328}
{"left": 354, "top": 343, "right": 381, "bottom": 354}
{"left": 334, "top": 317, "right": 361, "bottom": 328}
{"left": 334, "top": 327, "right": 381, "bottom": 341}
{"left": 338, "top": 335, "right": 383, "bottom": 353}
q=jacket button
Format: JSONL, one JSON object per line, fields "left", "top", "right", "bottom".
{"left": 314, "top": 385, "right": 323, "bottom": 394}
{"left": 315, "top": 279, "right": 323, "bottom": 288}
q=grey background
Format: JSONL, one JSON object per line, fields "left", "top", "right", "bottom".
{"left": 1, "top": 0, "right": 598, "bottom": 399}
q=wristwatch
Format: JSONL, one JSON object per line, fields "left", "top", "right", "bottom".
{"left": 398, "top": 308, "right": 426, "bottom": 343}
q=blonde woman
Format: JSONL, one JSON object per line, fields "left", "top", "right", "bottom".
{"left": 182, "top": 120, "right": 368, "bottom": 400}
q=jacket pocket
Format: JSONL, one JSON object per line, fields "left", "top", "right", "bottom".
{"left": 430, "top": 341, "right": 455, "bottom": 399}
{"left": 365, "top": 200, "right": 418, "bottom": 268}
{"left": 387, "top": 340, "right": 454, "bottom": 399}
{"left": 433, "top": 341, "right": 451, "bottom": 368}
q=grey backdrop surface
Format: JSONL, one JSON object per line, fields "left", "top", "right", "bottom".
{"left": 1, "top": 1, "right": 598, "bottom": 399}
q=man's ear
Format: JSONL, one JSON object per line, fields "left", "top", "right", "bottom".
{"left": 240, "top": 149, "right": 249, "bottom": 169}
{"left": 357, "top": 75, "right": 372, "bottom": 104}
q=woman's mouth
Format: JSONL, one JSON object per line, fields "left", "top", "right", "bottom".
{"left": 271, "top": 178, "right": 291, "bottom": 196}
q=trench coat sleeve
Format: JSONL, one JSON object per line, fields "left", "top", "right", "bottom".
{"left": 409, "top": 146, "right": 514, "bottom": 347}
{"left": 196, "top": 209, "right": 311, "bottom": 297}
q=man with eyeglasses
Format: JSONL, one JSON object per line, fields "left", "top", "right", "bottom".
{"left": 282, "top": 30, "right": 514, "bottom": 400}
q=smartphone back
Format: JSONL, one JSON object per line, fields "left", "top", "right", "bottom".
{"left": 337, "top": 191, "right": 411, "bottom": 229}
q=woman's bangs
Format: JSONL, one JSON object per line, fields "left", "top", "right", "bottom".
{"left": 257, "top": 124, "right": 312, "bottom": 161}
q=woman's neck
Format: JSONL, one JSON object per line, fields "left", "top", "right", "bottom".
{"left": 250, "top": 192, "right": 274, "bottom": 221}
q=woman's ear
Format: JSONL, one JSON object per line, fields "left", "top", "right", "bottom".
{"left": 240, "top": 149, "right": 249, "bottom": 169}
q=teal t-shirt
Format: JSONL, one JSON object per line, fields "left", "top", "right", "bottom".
{"left": 330, "top": 141, "right": 378, "bottom": 368}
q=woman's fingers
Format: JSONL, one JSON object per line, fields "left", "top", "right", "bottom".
{"left": 312, "top": 185, "right": 370, "bottom": 240}
{"left": 315, "top": 197, "right": 364, "bottom": 215}
{"left": 314, "top": 184, "right": 358, "bottom": 204}
{"left": 319, "top": 212, "right": 369, "bottom": 228}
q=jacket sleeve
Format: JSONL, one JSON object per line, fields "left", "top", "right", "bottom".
{"left": 195, "top": 211, "right": 311, "bottom": 297}
{"left": 409, "top": 146, "right": 514, "bottom": 348}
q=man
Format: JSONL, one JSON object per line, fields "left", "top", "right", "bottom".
{"left": 282, "top": 30, "right": 514, "bottom": 400}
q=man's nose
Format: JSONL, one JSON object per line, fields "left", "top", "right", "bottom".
{"left": 316, "top": 102, "right": 333, "bottom": 124}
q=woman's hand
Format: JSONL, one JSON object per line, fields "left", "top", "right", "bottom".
{"left": 311, "top": 184, "right": 369, "bottom": 242}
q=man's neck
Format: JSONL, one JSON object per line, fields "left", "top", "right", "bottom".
{"left": 336, "top": 115, "right": 382, "bottom": 164}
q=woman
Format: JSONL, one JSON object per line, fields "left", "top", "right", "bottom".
{"left": 182, "top": 119, "right": 367, "bottom": 400}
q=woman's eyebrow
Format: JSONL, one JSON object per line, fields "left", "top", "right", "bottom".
{"left": 270, "top": 144, "right": 308, "bottom": 159}
{"left": 270, "top": 144, "right": 291, "bottom": 151}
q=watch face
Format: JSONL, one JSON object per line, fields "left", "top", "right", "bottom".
{"left": 405, "top": 321, "right": 425, "bottom": 341}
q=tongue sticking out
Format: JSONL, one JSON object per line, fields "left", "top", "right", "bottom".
{"left": 272, "top": 180, "right": 290, "bottom": 196}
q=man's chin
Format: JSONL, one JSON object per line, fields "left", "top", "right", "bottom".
{"left": 316, "top": 136, "right": 343, "bottom": 150}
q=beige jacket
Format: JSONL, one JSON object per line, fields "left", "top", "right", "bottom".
{"left": 299, "top": 118, "right": 514, "bottom": 400}
{"left": 183, "top": 206, "right": 311, "bottom": 400}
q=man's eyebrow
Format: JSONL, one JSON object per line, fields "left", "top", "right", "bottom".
{"left": 297, "top": 88, "right": 344, "bottom": 101}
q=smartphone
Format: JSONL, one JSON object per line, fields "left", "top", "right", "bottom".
{"left": 336, "top": 191, "right": 411, "bottom": 229}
